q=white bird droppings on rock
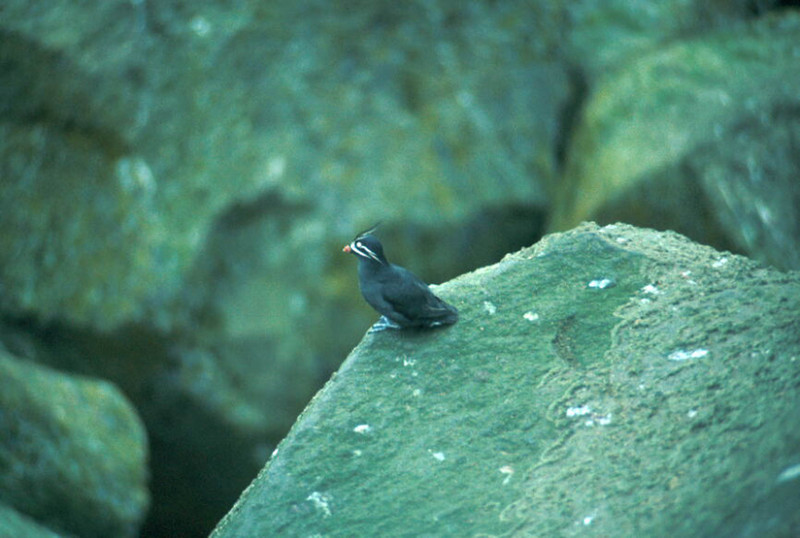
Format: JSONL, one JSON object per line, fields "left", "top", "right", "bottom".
{"left": 641, "top": 284, "right": 661, "bottom": 295}
{"left": 429, "top": 450, "right": 446, "bottom": 462}
{"left": 566, "top": 405, "right": 592, "bottom": 417}
{"left": 523, "top": 311, "right": 539, "bottom": 322}
{"left": 353, "top": 424, "right": 371, "bottom": 434}
{"left": 667, "top": 349, "right": 709, "bottom": 362}
{"left": 777, "top": 463, "right": 800, "bottom": 483}
{"left": 306, "top": 491, "right": 332, "bottom": 517}
{"left": 588, "top": 278, "right": 615, "bottom": 289}
{"left": 499, "top": 465, "right": 514, "bottom": 485}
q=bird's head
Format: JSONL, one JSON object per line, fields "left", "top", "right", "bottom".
{"left": 343, "top": 233, "right": 386, "bottom": 264}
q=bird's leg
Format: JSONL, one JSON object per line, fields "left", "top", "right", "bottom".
{"left": 368, "top": 315, "right": 402, "bottom": 333}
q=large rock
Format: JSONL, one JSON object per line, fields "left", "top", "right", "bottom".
{"left": 552, "top": 12, "right": 800, "bottom": 270}
{"left": 0, "top": 504, "right": 61, "bottom": 538}
{"left": 0, "top": 0, "right": 556, "bottom": 332}
{"left": 3, "top": 2, "right": 796, "bottom": 535}
{"left": 0, "top": 351, "right": 149, "bottom": 537}
{"left": 212, "top": 223, "right": 800, "bottom": 537}
{"left": 562, "top": 0, "right": 774, "bottom": 80}
{"left": 0, "top": 1, "right": 564, "bottom": 533}
{"left": 0, "top": 320, "right": 279, "bottom": 538}
{"left": 0, "top": 1, "right": 261, "bottom": 331}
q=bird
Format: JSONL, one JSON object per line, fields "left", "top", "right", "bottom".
{"left": 343, "top": 230, "right": 458, "bottom": 332}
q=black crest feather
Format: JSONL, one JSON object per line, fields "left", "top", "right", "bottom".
{"left": 354, "top": 221, "right": 382, "bottom": 240}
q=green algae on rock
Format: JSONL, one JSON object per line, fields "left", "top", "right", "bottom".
{"left": 553, "top": 13, "right": 800, "bottom": 271}
{"left": 0, "top": 351, "right": 149, "bottom": 538}
{"left": 212, "top": 223, "right": 800, "bottom": 537}
{"left": 0, "top": 504, "right": 62, "bottom": 538}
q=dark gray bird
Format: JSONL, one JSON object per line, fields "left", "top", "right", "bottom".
{"left": 343, "top": 231, "right": 458, "bottom": 332}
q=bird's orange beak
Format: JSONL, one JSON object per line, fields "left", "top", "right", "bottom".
{"left": 343, "top": 244, "right": 352, "bottom": 253}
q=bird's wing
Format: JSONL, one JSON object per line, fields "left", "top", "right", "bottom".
{"left": 381, "top": 266, "right": 452, "bottom": 322}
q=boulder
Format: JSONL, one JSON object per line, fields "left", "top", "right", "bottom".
{"left": 563, "top": 0, "right": 773, "bottom": 81}
{"left": 212, "top": 223, "right": 800, "bottom": 537}
{"left": 0, "top": 0, "right": 555, "bottom": 333}
{"left": 0, "top": 504, "right": 61, "bottom": 538}
{"left": 552, "top": 12, "right": 800, "bottom": 270}
{"left": 3, "top": 1, "right": 797, "bottom": 535}
{"left": 0, "top": 351, "right": 149, "bottom": 537}
{"left": 0, "top": 2, "right": 560, "bottom": 532}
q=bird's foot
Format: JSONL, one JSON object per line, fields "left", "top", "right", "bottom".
{"left": 368, "top": 316, "right": 402, "bottom": 333}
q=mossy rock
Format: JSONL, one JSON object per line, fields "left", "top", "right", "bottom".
{"left": 0, "top": 503, "right": 61, "bottom": 538}
{"left": 0, "top": 351, "right": 149, "bottom": 537}
{"left": 553, "top": 13, "right": 800, "bottom": 270}
{"left": 213, "top": 223, "right": 800, "bottom": 537}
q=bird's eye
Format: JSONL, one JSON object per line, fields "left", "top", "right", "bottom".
{"left": 356, "top": 242, "right": 363, "bottom": 248}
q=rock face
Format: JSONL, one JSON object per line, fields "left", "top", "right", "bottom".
{"left": 0, "top": 504, "right": 61, "bottom": 538}
{"left": 0, "top": 0, "right": 553, "bottom": 332}
{"left": 0, "top": 2, "right": 552, "bottom": 533}
{"left": 212, "top": 224, "right": 800, "bottom": 537}
{"left": 0, "top": 351, "right": 149, "bottom": 537}
{"left": 552, "top": 12, "right": 800, "bottom": 271}
{"left": 2, "top": 1, "right": 799, "bottom": 535}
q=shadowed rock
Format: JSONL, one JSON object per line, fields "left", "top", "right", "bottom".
{"left": 0, "top": 351, "right": 149, "bottom": 537}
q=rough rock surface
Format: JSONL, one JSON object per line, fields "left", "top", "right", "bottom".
{"left": 0, "top": 504, "right": 61, "bottom": 538}
{"left": 212, "top": 223, "right": 800, "bottom": 537}
{"left": 0, "top": 0, "right": 553, "bottom": 331}
{"left": 552, "top": 13, "right": 800, "bottom": 271}
{"left": 2, "top": 2, "right": 798, "bottom": 536}
{"left": 1, "top": 2, "right": 555, "bottom": 533}
{"left": 0, "top": 3, "right": 556, "bottom": 530}
{"left": 562, "top": 0, "right": 770, "bottom": 81}
{"left": 0, "top": 351, "right": 149, "bottom": 538}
